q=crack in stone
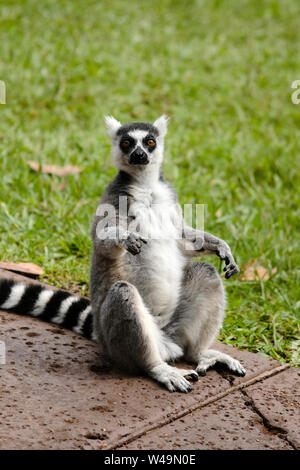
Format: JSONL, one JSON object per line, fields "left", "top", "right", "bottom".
{"left": 109, "top": 365, "right": 290, "bottom": 450}
{"left": 241, "top": 389, "right": 297, "bottom": 450}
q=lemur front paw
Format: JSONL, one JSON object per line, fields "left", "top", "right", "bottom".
{"left": 122, "top": 232, "right": 147, "bottom": 255}
{"left": 217, "top": 242, "right": 239, "bottom": 279}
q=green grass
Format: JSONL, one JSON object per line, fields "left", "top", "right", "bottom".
{"left": 0, "top": 0, "right": 299, "bottom": 366}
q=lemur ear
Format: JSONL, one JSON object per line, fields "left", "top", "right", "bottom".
{"left": 153, "top": 115, "right": 169, "bottom": 137}
{"left": 104, "top": 116, "right": 122, "bottom": 138}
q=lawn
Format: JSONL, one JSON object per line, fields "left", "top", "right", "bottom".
{"left": 0, "top": 0, "right": 299, "bottom": 366}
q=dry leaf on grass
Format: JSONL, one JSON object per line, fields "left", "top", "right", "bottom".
{"left": 0, "top": 262, "right": 44, "bottom": 276}
{"left": 58, "top": 182, "right": 68, "bottom": 190}
{"left": 239, "top": 260, "right": 277, "bottom": 281}
{"left": 27, "top": 161, "right": 82, "bottom": 176}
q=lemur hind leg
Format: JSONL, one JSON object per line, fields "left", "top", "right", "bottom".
{"left": 95, "top": 281, "right": 198, "bottom": 392}
{"left": 164, "top": 262, "right": 246, "bottom": 377}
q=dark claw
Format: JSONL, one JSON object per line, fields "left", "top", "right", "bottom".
{"left": 232, "top": 368, "right": 246, "bottom": 377}
{"left": 224, "top": 263, "right": 239, "bottom": 279}
{"left": 225, "top": 270, "right": 234, "bottom": 279}
{"left": 186, "top": 372, "right": 199, "bottom": 382}
{"left": 226, "top": 271, "right": 236, "bottom": 279}
{"left": 198, "top": 370, "right": 206, "bottom": 376}
{"left": 128, "top": 246, "right": 140, "bottom": 255}
{"left": 236, "top": 370, "right": 246, "bottom": 377}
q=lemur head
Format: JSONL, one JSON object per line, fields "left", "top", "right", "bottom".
{"left": 105, "top": 115, "right": 168, "bottom": 173}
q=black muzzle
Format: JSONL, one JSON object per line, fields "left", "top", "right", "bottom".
{"left": 129, "top": 147, "right": 149, "bottom": 165}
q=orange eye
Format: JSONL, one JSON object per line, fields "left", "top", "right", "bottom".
{"left": 122, "top": 140, "right": 130, "bottom": 147}
{"left": 147, "top": 139, "right": 155, "bottom": 147}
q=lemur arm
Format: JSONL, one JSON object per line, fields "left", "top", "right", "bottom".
{"left": 180, "top": 225, "right": 239, "bottom": 279}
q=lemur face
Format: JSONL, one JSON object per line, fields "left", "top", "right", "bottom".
{"left": 119, "top": 128, "right": 157, "bottom": 166}
{"left": 105, "top": 116, "right": 168, "bottom": 172}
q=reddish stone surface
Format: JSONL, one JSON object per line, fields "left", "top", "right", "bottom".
{"left": 0, "top": 269, "right": 298, "bottom": 450}
{"left": 120, "top": 391, "right": 293, "bottom": 450}
{"left": 244, "top": 368, "right": 300, "bottom": 449}
{"left": 0, "top": 312, "right": 234, "bottom": 450}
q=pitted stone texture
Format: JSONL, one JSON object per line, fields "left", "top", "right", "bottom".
{"left": 120, "top": 391, "right": 293, "bottom": 450}
{"left": 0, "top": 310, "right": 234, "bottom": 450}
{"left": 244, "top": 368, "right": 300, "bottom": 449}
{"left": 0, "top": 269, "right": 289, "bottom": 450}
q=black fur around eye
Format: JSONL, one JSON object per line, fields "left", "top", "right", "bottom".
{"left": 120, "top": 136, "right": 134, "bottom": 153}
{"left": 143, "top": 135, "right": 156, "bottom": 152}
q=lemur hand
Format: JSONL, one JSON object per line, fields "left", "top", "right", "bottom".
{"left": 122, "top": 232, "right": 147, "bottom": 255}
{"left": 217, "top": 241, "right": 239, "bottom": 279}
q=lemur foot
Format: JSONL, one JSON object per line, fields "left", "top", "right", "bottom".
{"left": 150, "top": 364, "right": 198, "bottom": 393}
{"left": 196, "top": 349, "right": 246, "bottom": 377}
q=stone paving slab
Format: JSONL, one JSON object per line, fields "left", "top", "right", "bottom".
{"left": 120, "top": 391, "right": 293, "bottom": 450}
{"left": 0, "top": 312, "right": 239, "bottom": 450}
{"left": 244, "top": 368, "right": 300, "bottom": 449}
{"left": 0, "top": 269, "right": 298, "bottom": 450}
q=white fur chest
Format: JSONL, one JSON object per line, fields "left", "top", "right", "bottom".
{"left": 128, "top": 181, "right": 182, "bottom": 239}
{"left": 126, "top": 181, "right": 185, "bottom": 326}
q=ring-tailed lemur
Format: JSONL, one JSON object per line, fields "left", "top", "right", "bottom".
{"left": 0, "top": 115, "right": 246, "bottom": 392}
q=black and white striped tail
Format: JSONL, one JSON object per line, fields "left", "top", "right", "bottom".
{"left": 0, "top": 279, "right": 97, "bottom": 341}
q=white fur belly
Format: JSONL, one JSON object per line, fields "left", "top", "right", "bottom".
{"left": 127, "top": 239, "right": 185, "bottom": 327}
{"left": 125, "top": 181, "right": 185, "bottom": 326}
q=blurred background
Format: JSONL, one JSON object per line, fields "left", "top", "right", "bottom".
{"left": 0, "top": 0, "right": 299, "bottom": 365}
